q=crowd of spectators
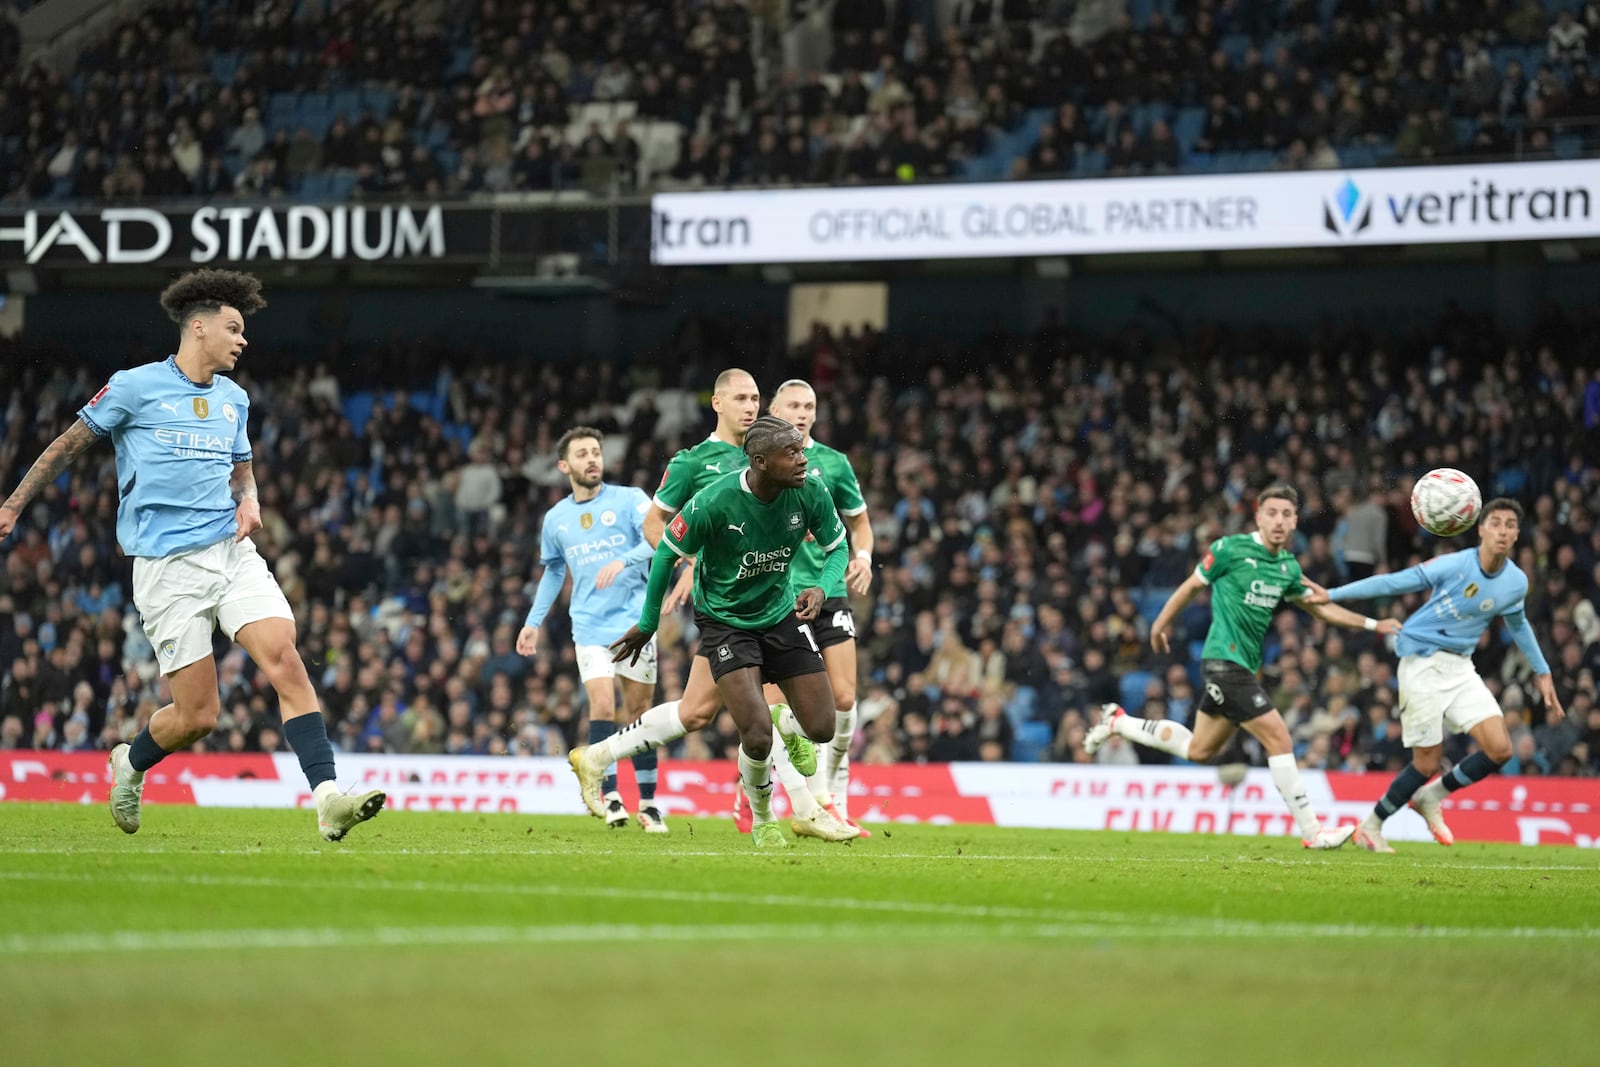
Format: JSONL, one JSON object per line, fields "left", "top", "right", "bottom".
{"left": 3, "top": 0, "right": 1599, "bottom": 206}
{"left": 3, "top": 300, "right": 1600, "bottom": 781}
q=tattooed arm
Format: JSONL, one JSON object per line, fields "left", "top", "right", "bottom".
{"left": 231, "top": 460, "right": 262, "bottom": 541}
{"left": 0, "top": 420, "right": 100, "bottom": 540}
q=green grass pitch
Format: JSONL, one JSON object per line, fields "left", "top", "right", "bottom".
{"left": 2, "top": 803, "right": 1596, "bottom": 1067}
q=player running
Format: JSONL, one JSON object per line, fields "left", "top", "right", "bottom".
{"left": 0, "top": 270, "right": 384, "bottom": 841}
{"left": 1300, "top": 497, "right": 1564, "bottom": 852}
{"left": 518, "top": 426, "right": 667, "bottom": 832}
{"left": 603, "top": 416, "right": 853, "bottom": 848}
{"left": 741, "top": 379, "right": 875, "bottom": 838}
{"left": 1086, "top": 484, "right": 1397, "bottom": 849}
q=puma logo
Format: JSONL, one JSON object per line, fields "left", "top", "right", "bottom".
{"left": 158, "top": 401, "right": 180, "bottom": 415}
{"left": 727, "top": 522, "right": 746, "bottom": 535}
{"left": 705, "top": 463, "right": 722, "bottom": 473}
{"left": 1244, "top": 558, "right": 1258, "bottom": 568}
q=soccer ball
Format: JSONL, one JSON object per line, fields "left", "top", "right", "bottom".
{"left": 1411, "top": 468, "right": 1482, "bottom": 537}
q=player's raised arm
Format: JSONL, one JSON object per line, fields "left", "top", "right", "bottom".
{"left": 0, "top": 419, "right": 101, "bottom": 540}
{"left": 1325, "top": 560, "right": 1438, "bottom": 602}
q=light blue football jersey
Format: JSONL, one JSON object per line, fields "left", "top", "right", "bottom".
{"left": 1330, "top": 547, "right": 1549, "bottom": 672}
{"left": 77, "top": 356, "right": 251, "bottom": 559}
{"left": 524, "top": 483, "right": 655, "bottom": 646}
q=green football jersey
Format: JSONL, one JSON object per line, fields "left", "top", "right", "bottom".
{"left": 1195, "top": 532, "right": 1309, "bottom": 673}
{"left": 789, "top": 439, "right": 867, "bottom": 598}
{"left": 652, "top": 434, "right": 749, "bottom": 514}
{"left": 663, "top": 470, "right": 847, "bottom": 630}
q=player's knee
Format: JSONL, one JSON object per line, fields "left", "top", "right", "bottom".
{"left": 739, "top": 731, "right": 773, "bottom": 761}
{"left": 1483, "top": 736, "right": 1513, "bottom": 764}
{"left": 178, "top": 697, "right": 220, "bottom": 736}
{"left": 833, "top": 683, "right": 856, "bottom": 714}
{"left": 260, "top": 641, "right": 310, "bottom": 689}
{"left": 1411, "top": 750, "right": 1443, "bottom": 776}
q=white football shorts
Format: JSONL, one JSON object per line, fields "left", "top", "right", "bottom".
{"left": 576, "top": 636, "right": 658, "bottom": 686}
{"left": 132, "top": 537, "right": 294, "bottom": 675}
{"left": 1397, "top": 652, "right": 1502, "bottom": 749}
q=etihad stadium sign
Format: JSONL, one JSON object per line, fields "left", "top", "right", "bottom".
{"left": 651, "top": 158, "right": 1600, "bottom": 264}
{"left": 0, "top": 203, "right": 493, "bottom": 266}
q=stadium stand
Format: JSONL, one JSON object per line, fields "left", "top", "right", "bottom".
{"left": 4, "top": 302, "right": 1599, "bottom": 779}
{"left": 2, "top": 0, "right": 1599, "bottom": 203}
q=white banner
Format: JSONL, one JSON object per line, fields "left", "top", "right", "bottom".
{"left": 651, "top": 159, "right": 1600, "bottom": 264}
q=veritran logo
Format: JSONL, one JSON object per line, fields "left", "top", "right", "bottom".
{"left": 1321, "top": 171, "right": 1591, "bottom": 240}
{"left": 1323, "top": 178, "right": 1371, "bottom": 237}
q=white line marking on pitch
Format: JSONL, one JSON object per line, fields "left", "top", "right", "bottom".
{"left": 1, "top": 914, "right": 1595, "bottom": 956}
{"left": 0, "top": 870, "right": 1594, "bottom": 945}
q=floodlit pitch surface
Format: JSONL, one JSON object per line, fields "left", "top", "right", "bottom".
{"left": 2, "top": 804, "right": 1596, "bottom": 1066}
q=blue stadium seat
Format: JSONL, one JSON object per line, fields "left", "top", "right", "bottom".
{"left": 331, "top": 90, "right": 362, "bottom": 118}
{"left": 1554, "top": 134, "right": 1582, "bottom": 159}
{"left": 362, "top": 88, "right": 396, "bottom": 118}
{"left": 268, "top": 91, "right": 298, "bottom": 124}
{"left": 408, "top": 391, "right": 445, "bottom": 420}
{"left": 1137, "top": 588, "right": 1174, "bottom": 624}
{"left": 1012, "top": 720, "right": 1054, "bottom": 763}
{"left": 209, "top": 50, "right": 240, "bottom": 85}
{"left": 342, "top": 392, "right": 376, "bottom": 432}
{"left": 1174, "top": 106, "right": 1205, "bottom": 145}
{"left": 1340, "top": 144, "right": 1377, "bottom": 168}
{"left": 1119, "top": 670, "right": 1155, "bottom": 713}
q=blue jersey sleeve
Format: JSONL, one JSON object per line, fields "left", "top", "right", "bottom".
{"left": 1502, "top": 609, "right": 1552, "bottom": 675}
{"left": 77, "top": 372, "right": 138, "bottom": 437}
{"left": 524, "top": 511, "right": 567, "bottom": 629}
{"left": 1330, "top": 554, "right": 1455, "bottom": 602}
{"left": 230, "top": 393, "right": 253, "bottom": 463}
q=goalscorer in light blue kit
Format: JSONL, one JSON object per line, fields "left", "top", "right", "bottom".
{"left": 0, "top": 270, "right": 385, "bottom": 841}
{"left": 518, "top": 427, "right": 668, "bottom": 832}
{"left": 1303, "top": 497, "right": 1565, "bottom": 852}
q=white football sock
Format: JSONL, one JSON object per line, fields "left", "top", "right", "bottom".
{"left": 769, "top": 741, "right": 820, "bottom": 817}
{"left": 826, "top": 706, "right": 856, "bottom": 814}
{"left": 738, "top": 746, "right": 775, "bottom": 826}
{"left": 1413, "top": 778, "right": 1448, "bottom": 806}
{"left": 593, "top": 701, "right": 683, "bottom": 766}
{"left": 1266, "top": 752, "right": 1321, "bottom": 837}
{"left": 1113, "top": 714, "right": 1193, "bottom": 759}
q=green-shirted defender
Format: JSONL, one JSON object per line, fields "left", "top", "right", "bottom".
{"left": 603, "top": 416, "right": 854, "bottom": 847}
{"left": 1085, "top": 484, "right": 1399, "bottom": 850}
{"left": 644, "top": 368, "right": 760, "bottom": 613}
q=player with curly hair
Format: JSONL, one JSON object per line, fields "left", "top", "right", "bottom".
{"left": 0, "top": 270, "right": 386, "bottom": 842}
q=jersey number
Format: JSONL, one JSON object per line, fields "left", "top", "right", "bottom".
{"left": 797, "top": 623, "right": 819, "bottom": 653}
{"left": 833, "top": 611, "right": 856, "bottom": 638}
